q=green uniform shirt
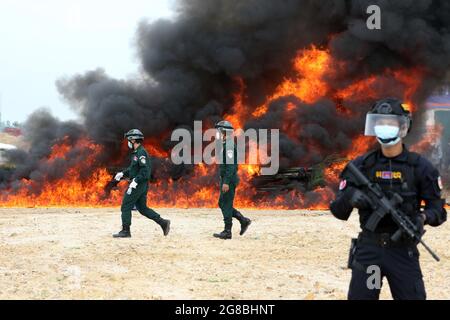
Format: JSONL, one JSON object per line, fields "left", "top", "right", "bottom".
{"left": 123, "top": 145, "right": 151, "bottom": 184}
{"left": 219, "top": 139, "right": 239, "bottom": 185}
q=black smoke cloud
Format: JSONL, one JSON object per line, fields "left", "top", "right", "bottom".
{"left": 0, "top": 109, "right": 84, "bottom": 190}
{"left": 2, "top": 0, "right": 450, "bottom": 198}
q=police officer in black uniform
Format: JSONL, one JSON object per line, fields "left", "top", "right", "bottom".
{"left": 113, "top": 129, "right": 171, "bottom": 238}
{"left": 330, "top": 98, "right": 447, "bottom": 300}
{"left": 213, "top": 121, "right": 252, "bottom": 240}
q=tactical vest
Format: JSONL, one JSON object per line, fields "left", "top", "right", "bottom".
{"left": 358, "top": 149, "right": 421, "bottom": 233}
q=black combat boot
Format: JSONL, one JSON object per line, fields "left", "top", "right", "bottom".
{"left": 213, "top": 223, "right": 232, "bottom": 240}
{"left": 213, "top": 229, "right": 232, "bottom": 240}
{"left": 157, "top": 218, "right": 171, "bottom": 236}
{"left": 233, "top": 210, "right": 252, "bottom": 236}
{"left": 113, "top": 226, "right": 131, "bottom": 238}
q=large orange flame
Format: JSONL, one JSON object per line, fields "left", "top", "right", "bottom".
{"left": 253, "top": 46, "right": 331, "bottom": 117}
{"left": 1, "top": 44, "right": 436, "bottom": 209}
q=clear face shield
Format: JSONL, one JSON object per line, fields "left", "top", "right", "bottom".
{"left": 364, "top": 114, "right": 410, "bottom": 145}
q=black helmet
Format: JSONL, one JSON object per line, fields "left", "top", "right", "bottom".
{"left": 369, "top": 98, "right": 412, "bottom": 133}
{"left": 370, "top": 98, "right": 409, "bottom": 116}
{"left": 124, "top": 129, "right": 144, "bottom": 141}
{"left": 215, "top": 120, "right": 234, "bottom": 132}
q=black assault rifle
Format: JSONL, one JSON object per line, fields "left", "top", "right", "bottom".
{"left": 346, "top": 162, "right": 440, "bottom": 262}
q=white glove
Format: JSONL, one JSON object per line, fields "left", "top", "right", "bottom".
{"left": 127, "top": 179, "right": 138, "bottom": 195}
{"left": 114, "top": 172, "right": 124, "bottom": 181}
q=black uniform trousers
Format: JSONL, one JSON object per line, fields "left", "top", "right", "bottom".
{"left": 348, "top": 236, "right": 426, "bottom": 300}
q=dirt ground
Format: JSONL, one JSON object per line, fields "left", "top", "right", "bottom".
{"left": 0, "top": 207, "right": 448, "bottom": 300}
{"left": 0, "top": 133, "right": 26, "bottom": 149}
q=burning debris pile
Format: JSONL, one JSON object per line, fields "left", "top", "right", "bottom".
{"left": 251, "top": 154, "right": 346, "bottom": 193}
{"left": 1, "top": 0, "right": 450, "bottom": 208}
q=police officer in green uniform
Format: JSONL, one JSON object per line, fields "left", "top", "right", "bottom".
{"left": 113, "top": 129, "right": 171, "bottom": 238}
{"left": 213, "top": 121, "right": 252, "bottom": 240}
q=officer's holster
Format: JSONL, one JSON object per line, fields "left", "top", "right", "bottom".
{"left": 346, "top": 237, "right": 372, "bottom": 273}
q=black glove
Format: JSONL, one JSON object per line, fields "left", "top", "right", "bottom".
{"left": 415, "top": 214, "right": 426, "bottom": 235}
{"left": 345, "top": 187, "right": 371, "bottom": 210}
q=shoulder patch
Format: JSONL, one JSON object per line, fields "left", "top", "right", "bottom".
{"left": 339, "top": 179, "right": 347, "bottom": 191}
{"left": 140, "top": 155, "right": 147, "bottom": 164}
{"left": 438, "top": 176, "right": 443, "bottom": 190}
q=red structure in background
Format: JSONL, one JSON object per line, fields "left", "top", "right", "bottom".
{"left": 3, "top": 127, "right": 22, "bottom": 136}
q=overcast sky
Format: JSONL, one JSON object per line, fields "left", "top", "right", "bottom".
{"left": 0, "top": 0, "right": 174, "bottom": 123}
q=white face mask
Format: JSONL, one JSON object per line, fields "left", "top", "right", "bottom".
{"left": 374, "top": 125, "right": 401, "bottom": 146}
{"left": 127, "top": 141, "right": 133, "bottom": 149}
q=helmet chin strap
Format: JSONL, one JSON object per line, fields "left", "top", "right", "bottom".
{"left": 377, "top": 136, "right": 401, "bottom": 146}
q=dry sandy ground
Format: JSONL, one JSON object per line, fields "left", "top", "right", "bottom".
{"left": 0, "top": 208, "right": 448, "bottom": 300}
{"left": 0, "top": 133, "right": 27, "bottom": 149}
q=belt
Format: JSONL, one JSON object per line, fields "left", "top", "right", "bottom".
{"left": 358, "top": 231, "right": 414, "bottom": 248}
